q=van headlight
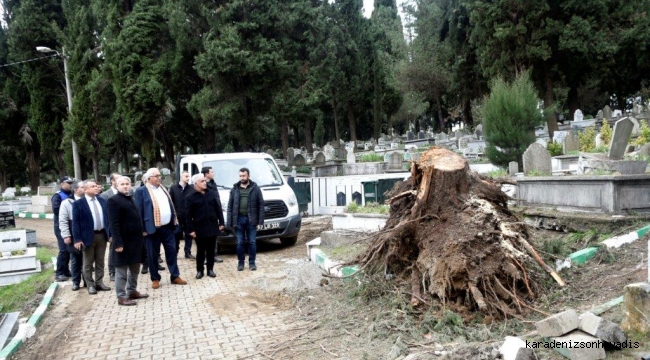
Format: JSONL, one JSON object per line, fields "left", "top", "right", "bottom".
{"left": 288, "top": 194, "right": 297, "bottom": 207}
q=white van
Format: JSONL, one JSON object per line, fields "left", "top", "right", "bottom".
{"left": 179, "top": 153, "right": 301, "bottom": 246}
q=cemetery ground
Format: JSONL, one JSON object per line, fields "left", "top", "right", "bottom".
{"left": 6, "top": 213, "right": 650, "bottom": 359}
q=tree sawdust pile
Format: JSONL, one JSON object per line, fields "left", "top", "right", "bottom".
{"left": 355, "top": 148, "right": 558, "bottom": 318}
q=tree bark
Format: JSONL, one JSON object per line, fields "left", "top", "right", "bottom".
{"left": 545, "top": 73, "right": 559, "bottom": 139}
{"left": 331, "top": 95, "right": 340, "bottom": 142}
{"left": 303, "top": 118, "right": 314, "bottom": 154}
{"left": 347, "top": 100, "right": 357, "bottom": 143}
{"left": 25, "top": 138, "right": 40, "bottom": 191}
{"left": 280, "top": 118, "right": 289, "bottom": 159}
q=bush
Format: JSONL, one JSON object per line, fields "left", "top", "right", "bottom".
{"left": 634, "top": 120, "right": 650, "bottom": 146}
{"left": 547, "top": 141, "right": 563, "bottom": 156}
{"left": 359, "top": 153, "right": 384, "bottom": 162}
{"left": 600, "top": 121, "right": 612, "bottom": 146}
{"left": 482, "top": 72, "right": 545, "bottom": 167}
{"left": 579, "top": 126, "right": 597, "bottom": 152}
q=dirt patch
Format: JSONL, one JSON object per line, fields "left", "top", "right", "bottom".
{"left": 208, "top": 289, "right": 294, "bottom": 322}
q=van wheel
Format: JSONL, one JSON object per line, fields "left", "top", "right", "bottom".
{"left": 280, "top": 235, "right": 298, "bottom": 246}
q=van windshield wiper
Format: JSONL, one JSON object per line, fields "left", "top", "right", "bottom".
{"left": 215, "top": 184, "right": 230, "bottom": 189}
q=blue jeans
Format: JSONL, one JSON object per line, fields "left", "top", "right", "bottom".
{"left": 54, "top": 226, "right": 71, "bottom": 277}
{"left": 235, "top": 216, "right": 257, "bottom": 265}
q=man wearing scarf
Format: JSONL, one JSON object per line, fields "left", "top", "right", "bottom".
{"left": 134, "top": 168, "right": 187, "bottom": 289}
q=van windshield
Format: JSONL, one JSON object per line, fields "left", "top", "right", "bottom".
{"left": 204, "top": 158, "right": 284, "bottom": 189}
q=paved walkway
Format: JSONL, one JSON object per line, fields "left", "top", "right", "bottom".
{"left": 53, "top": 249, "right": 301, "bottom": 360}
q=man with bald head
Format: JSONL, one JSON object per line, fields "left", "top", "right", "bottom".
{"left": 134, "top": 168, "right": 187, "bottom": 289}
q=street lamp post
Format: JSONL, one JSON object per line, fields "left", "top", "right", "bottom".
{"left": 36, "top": 46, "right": 81, "bottom": 180}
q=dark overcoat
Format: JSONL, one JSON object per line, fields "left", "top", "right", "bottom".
{"left": 107, "top": 193, "right": 145, "bottom": 266}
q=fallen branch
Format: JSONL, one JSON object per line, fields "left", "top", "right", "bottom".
{"left": 320, "top": 344, "right": 339, "bottom": 357}
{"left": 517, "top": 236, "right": 566, "bottom": 287}
{"left": 387, "top": 189, "right": 417, "bottom": 204}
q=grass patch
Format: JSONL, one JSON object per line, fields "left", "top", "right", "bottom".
{"left": 486, "top": 168, "right": 507, "bottom": 178}
{"left": 359, "top": 153, "right": 384, "bottom": 163}
{"left": 321, "top": 244, "right": 366, "bottom": 262}
{"left": 0, "top": 247, "right": 56, "bottom": 313}
{"left": 346, "top": 202, "right": 389, "bottom": 214}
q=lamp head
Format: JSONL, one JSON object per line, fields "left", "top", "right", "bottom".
{"left": 36, "top": 46, "right": 54, "bottom": 53}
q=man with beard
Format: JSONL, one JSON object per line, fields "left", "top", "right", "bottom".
{"left": 227, "top": 168, "right": 264, "bottom": 271}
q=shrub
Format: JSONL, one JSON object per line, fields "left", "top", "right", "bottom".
{"left": 600, "top": 121, "right": 612, "bottom": 146}
{"left": 634, "top": 120, "right": 650, "bottom": 146}
{"left": 359, "top": 153, "right": 384, "bottom": 162}
{"left": 547, "top": 141, "right": 563, "bottom": 156}
{"left": 482, "top": 72, "right": 545, "bottom": 167}
{"left": 578, "top": 126, "right": 597, "bottom": 152}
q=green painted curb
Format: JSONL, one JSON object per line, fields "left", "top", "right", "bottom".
{"left": 590, "top": 295, "right": 624, "bottom": 315}
{"left": 342, "top": 266, "right": 359, "bottom": 277}
{"left": 568, "top": 247, "right": 599, "bottom": 265}
{"left": 27, "top": 282, "right": 58, "bottom": 327}
{"left": 636, "top": 224, "right": 650, "bottom": 238}
{"left": 0, "top": 338, "right": 23, "bottom": 360}
{"left": 315, "top": 252, "right": 325, "bottom": 266}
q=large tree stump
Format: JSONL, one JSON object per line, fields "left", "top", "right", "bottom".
{"left": 355, "top": 147, "right": 544, "bottom": 318}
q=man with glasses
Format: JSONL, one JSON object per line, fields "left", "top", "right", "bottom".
{"left": 134, "top": 168, "right": 187, "bottom": 289}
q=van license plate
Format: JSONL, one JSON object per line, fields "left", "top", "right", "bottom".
{"left": 258, "top": 222, "right": 280, "bottom": 230}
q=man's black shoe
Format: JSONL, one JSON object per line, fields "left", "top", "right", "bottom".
{"left": 72, "top": 284, "right": 80, "bottom": 291}
{"left": 249, "top": 264, "right": 257, "bottom": 271}
{"left": 196, "top": 271, "right": 204, "bottom": 279}
{"left": 214, "top": 256, "right": 224, "bottom": 263}
{"left": 88, "top": 286, "right": 97, "bottom": 295}
{"left": 141, "top": 266, "right": 149, "bottom": 274}
{"left": 207, "top": 270, "right": 216, "bottom": 278}
{"left": 55, "top": 275, "right": 69, "bottom": 282}
{"left": 237, "top": 264, "right": 244, "bottom": 271}
{"left": 96, "top": 283, "right": 112, "bottom": 291}
{"left": 185, "top": 253, "right": 195, "bottom": 259}
{"left": 158, "top": 264, "right": 166, "bottom": 271}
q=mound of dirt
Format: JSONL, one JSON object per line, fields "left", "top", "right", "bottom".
{"left": 355, "top": 148, "right": 560, "bottom": 318}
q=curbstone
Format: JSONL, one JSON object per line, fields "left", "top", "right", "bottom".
{"left": 579, "top": 312, "right": 626, "bottom": 346}
{"left": 535, "top": 309, "right": 579, "bottom": 337}
{"left": 17, "top": 212, "right": 53, "bottom": 220}
{"left": 0, "top": 282, "right": 58, "bottom": 360}
{"left": 307, "top": 240, "right": 359, "bottom": 278}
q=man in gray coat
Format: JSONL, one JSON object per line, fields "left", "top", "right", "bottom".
{"left": 58, "top": 181, "right": 86, "bottom": 291}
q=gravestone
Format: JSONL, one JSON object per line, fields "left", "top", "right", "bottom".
{"left": 331, "top": 141, "right": 340, "bottom": 150}
{"left": 573, "top": 109, "right": 584, "bottom": 121}
{"left": 378, "top": 138, "right": 386, "bottom": 147}
{"left": 603, "top": 105, "right": 613, "bottom": 120}
{"left": 534, "top": 138, "right": 548, "bottom": 148}
{"left": 455, "top": 130, "right": 462, "bottom": 140}
{"left": 266, "top": 148, "right": 275, "bottom": 157}
{"left": 458, "top": 137, "right": 471, "bottom": 150}
{"left": 323, "top": 145, "right": 335, "bottom": 160}
{"left": 439, "top": 133, "right": 448, "bottom": 141}
{"left": 522, "top": 143, "right": 552, "bottom": 175}
{"left": 475, "top": 124, "right": 483, "bottom": 138}
{"left": 2, "top": 188, "right": 16, "bottom": 199}
{"left": 418, "top": 131, "right": 425, "bottom": 139}
{"left": 37, "top": 186, "right": 55, "bottom": 195}
{"left": 597, "top": 110, "right": 604, "bottom": 121}
{"left": 562, "top": 132, "right": 579, "bottom": 153}
{"left": 553, "top": 130, "right": 569, "bottom": 144}
{"left": 634, "top": 103, "right": 644, "bottom": 115}
{"left": 314, "top": 152, "right": 326, "bottom": 165}
{"left": 608, "top": 117, "right": 635, "bottom": 160}
{"left": 338, "top": 148, "right": 347, "bottom": 161}
{"left": 637, "top": 144, "right": 650, "bottom": 158}
{"left": 0, "top": 211, "right": 16, "bottom": 229}
{"left": 294, "top": 154, "right": 306, "bottom": 166}
{"left": 613, "top": 109, "right": 623, "bottom": 118}
{"left": 407, "top": 131, "right": 415, "bottom": 141}
{"left": 389, "top": 152, "right": 403, "bottom": 170}
{"left": 404, "top": 151, "right": 412, "bottom": 161}
{"left": 595, "top": 133, "right": 602, "bottom": 148}
{"left": 390, "top": 141, "right": 398, "bottom": 150}
{"left": 630, "top": 117, "right": 640, "bottom": 137}
{"left": 346, "top": 148, "right": 355, "bottom": 164}
{"left": 286, "top": 147, "right": 295, "bottom": 166}
{"left": 509, "top": 162, "right": 519, "bottom": 176}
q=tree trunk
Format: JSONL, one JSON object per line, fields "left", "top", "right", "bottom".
{"left": 204, "top": 126, "right": 216, "bottom": 153}
{"left": 462, "top": 97, "right": 473, "bottom": 127}
{"left": 434, "top": 91, "right": 444, "bottom": 132}
{"left": 356, "top": 148, "right": 544, "bottom": 316}
{"left": 55, "top": 150, "right": 66, "bottom": 178}
{"left": 545, "top": 73, "right": 559, "bottom": 139}
{"left": 92, "top": 150, "right": 100, "bottom": 184}
{"left": 304, "top": 119, "right": 313, "bottom": 154}
{"left": 331, "top": 96, "right": 340, "bottom": 142}
{"left": 280, "top": 118, "right": 289, "bottom": 159}
{"left": 25, "top": 140, "right": 40, "bottom": 192}
{"left": 347, "top": 100, "right": 357, "bottom": 143}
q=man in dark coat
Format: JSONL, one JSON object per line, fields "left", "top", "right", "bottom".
{"left": 52, "top": 176, "right": 74, "bottom": 282}
{"left": 186, "top": 173, "right": 225, "bottom": 279}
{"left": 227, "top": 167, "right": 264, "bottom": 271}
{"left": 169, "top": 171, "right": 194, "bottom": 259}
{"left": 202, "top": 166, "right": 224, "bottom": 263}
{"left": 108, "top": 176, "right": 149, "bottom": 306}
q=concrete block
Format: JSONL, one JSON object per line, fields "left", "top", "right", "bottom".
{"left": 320, "top": 230, "right": 364, "bottom": 247}
{"left": 499, "top": 336, "right": 534, "bottom": 360}
{"left": 514, "top": 348, "right": 535, "bottom": 360}
{"left": 622, "top": 282, "right": 650, "bottom": 335}
{"left": 550, "top": 330, "right": 605, "bottom": 360}
{"left": 535, "top": 309, "right": 579, "bottom": 337}
{"left": 26, "top": 205, "right": 51, "bottom": 213}
{"left": 30, "top": 195, "right": 51, "bottom": 206}
{"left": 579, "top": 312, "right": 626, "bottom": 345}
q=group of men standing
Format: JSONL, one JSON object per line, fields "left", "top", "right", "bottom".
{"left": 51, "top": 165, "right": 265, "bottom": 306}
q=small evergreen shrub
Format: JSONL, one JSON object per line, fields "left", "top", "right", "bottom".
{"left": 600, "top": 121, "right": 612, "bottom": 146}
{"left": 547, "top": 141, "right": 563, "bottom": 156}
{"left": 634, "top": 120, "right": 650, "bottom": 146}
{"left": 578, "top": 127, "right": 596, "bottom": 152}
